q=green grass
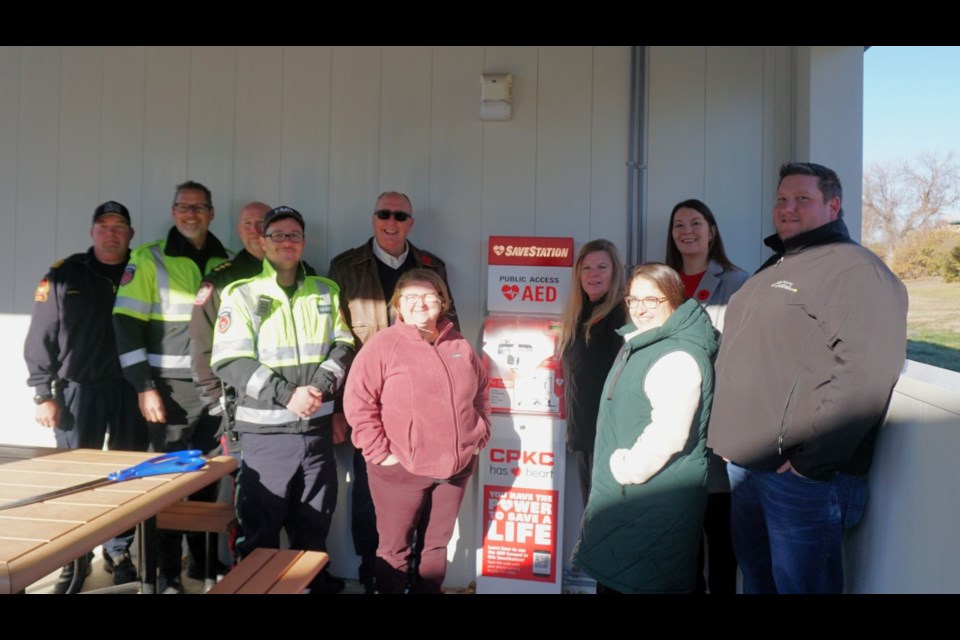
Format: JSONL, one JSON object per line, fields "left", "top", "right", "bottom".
{"left": 903, "top": 278, "right": 960, "bottom": 372}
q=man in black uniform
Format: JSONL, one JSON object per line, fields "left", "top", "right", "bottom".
{"left": 190, "top": 201, "right": 271, "bottom": 454}
{"left": 24, "top": 200, "right": 147, "bottom": 593}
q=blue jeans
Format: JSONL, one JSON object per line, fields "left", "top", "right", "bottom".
{"left": 727, "top": 463, "right": 867, "bottom": 594}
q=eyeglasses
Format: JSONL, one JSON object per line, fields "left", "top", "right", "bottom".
{"left": 624, "top": 296, "right": 668, "bottom": 310}
{"left": 375, "top": 209, "right": 412, "bottom": 223}
{"left": 264, "top": 231, "right": 305, "bottom": 243}
{"left": 173, "top": 203, "right": 212, "bottom": 214}
{"left": 400, "top": 293, "right": 441, "bottom": 305}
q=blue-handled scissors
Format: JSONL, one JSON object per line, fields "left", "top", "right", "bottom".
{"left": 0, "top": 450, "right": 207, "bottom": 511}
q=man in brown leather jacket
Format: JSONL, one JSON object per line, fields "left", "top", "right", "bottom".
{"left": 327, "top": 191, "right": 457, "bottom": 593}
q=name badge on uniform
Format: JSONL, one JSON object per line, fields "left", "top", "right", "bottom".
{"left": 317, "top": 293, "right": 331, "bottom": 314}
{"left": 256, "top": 295, "right": 273, "bottom": 318}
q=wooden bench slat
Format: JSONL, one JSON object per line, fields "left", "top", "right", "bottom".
{"left": 207, "top": 548, "right": 329, "bottom": 595}
{"left": 266, "top": 551, "right": 329, "bottom": 595}
{"left": 237, "top": 550, "right": 304, "bottom": 594}
{"left": 207, "top": 548, "right": 275, "bottom": 594}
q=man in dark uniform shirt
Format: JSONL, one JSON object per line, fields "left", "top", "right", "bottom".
{"left": 190, "top": 201, "right": 271, "bottom": 451}
{"left": 24, "top": 200, "right": 147, "bottom": 592}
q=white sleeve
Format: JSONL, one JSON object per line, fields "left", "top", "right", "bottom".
{"left": 609, "top": 351, "right": 702, "bottom": 485}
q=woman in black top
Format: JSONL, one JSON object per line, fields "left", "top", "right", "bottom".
{"left": 558, "top": 239, "right": 627, "bottom": 506}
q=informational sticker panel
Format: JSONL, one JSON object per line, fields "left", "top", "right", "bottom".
{"left": 487, "top": 236, "right": 574, "bottom": 315}
{"left": 481, "top": 315, "right": 565, "bottom": 418}
{"left": 476, "top": 414, "right": 565, "bottom": 594}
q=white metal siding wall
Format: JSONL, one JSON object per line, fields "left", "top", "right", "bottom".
{"left": 0, "top": 46, "right": 631, "bottom": 341}
{"left": 644, "top": 46, "right": 794, "bottom": 272}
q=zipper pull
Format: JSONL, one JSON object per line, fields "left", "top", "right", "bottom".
{"left": 775, "top": 256, "right": 784, "bottom": 268}
{"left": 778, "top": 435, "right": 783, "bottom": 456}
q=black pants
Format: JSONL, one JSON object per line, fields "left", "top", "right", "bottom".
{"left": 696, "top": 492, "right": 737, "bottom": 594}
{"left": 148, "top": 377, "right": 222, "bottom": 578}
{"left": 576, "top": 450, "right": 594, "bottom": 508}
{"left": 55, "top": 378, "right": 146, "bottom": 450}
{"left": 55, "top": 378, "right": 147, "bottom": 559}
{"left": 351, "top": 448, "right": 379, "bottom": 586}
{"left": 236, "top": 429, "right": 337, "bottom": 558}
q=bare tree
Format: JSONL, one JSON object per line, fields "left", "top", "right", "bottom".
{"left": 862, "top": 152, "right": 960, "bottom": 261}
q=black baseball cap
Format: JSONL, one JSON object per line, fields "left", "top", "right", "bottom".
{"left": 262, "top": 206, "right": 305, "bottom": 232}
{"left": 92, "top": 201, "right": 131, "bottom": 225}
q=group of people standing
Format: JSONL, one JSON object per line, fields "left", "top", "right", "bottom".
{"left": 24, "top": 160, "right": 908, "bottom": 596}
{"left": 25, "top": 184, "right": 488, "bottom": 594}
{"left": 564, "top": 162, "right": 908, "bottom": 594}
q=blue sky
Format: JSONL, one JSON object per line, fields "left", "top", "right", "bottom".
{"left": 863, "top": 46, "right": 960, "bottom": 167}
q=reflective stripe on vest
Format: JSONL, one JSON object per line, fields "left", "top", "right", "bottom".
{"left": 246, "top": 364, "right": 274, "bottom": 399}
{"left": 149, "top": 245, "right": 196, "bottom": 321}
{"left": 147, "top": 353, "right": 192, "bottom": 369}
{"left": 235, "top": 400, "right": 334, "bottom": 425}
{"left": 119, "top": 348, "right": 148, "bottom": 368}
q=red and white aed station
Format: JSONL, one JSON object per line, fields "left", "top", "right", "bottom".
{"left": 476, "top": 236, "right": 573, "bottom": 594}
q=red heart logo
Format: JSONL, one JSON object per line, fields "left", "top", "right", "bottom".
{"left": 502, "top": 285, "right": 520, "bottom": 300}
{"left": 511, "top": 467, "right": 521, "bottom": 476}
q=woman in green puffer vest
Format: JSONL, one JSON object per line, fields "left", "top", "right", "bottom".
{"left": 572, "top": 263, "right": 718, "bottom": 593}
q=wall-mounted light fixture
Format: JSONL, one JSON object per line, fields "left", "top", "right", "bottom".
{"left": 480, "top": 73, "right": 512, "bottom": 121}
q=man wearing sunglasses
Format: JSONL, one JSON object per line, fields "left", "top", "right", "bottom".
{"left": 113, "top": 180, "right": 232, "bottom": 593}
{"left": 212, "top": 206, "right": 355, "bottom": 594}
{"left": 328, "top": 191, "right": 458, "bottom": 594}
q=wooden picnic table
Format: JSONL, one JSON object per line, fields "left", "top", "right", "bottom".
{"left": 0, "top": 445, "right": 237, "bottom": 594}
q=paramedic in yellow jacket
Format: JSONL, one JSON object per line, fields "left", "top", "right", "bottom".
{"left": 112, "top": 180, "right": 232, "bottom": 592}
{"left": 211, "top": 206, "right": 355, "bottom": 582}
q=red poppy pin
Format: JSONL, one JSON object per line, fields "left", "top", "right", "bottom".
{"left": 696, "top": 289, "right": 709, "bottom": 301}
{"left": 421, "top": 254, "right": 432, "bottom": 266}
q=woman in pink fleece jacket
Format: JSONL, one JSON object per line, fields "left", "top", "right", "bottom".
{"left": 344, "top": 268, "right": 490, "bottom": 593}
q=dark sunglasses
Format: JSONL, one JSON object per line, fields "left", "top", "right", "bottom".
{"left": 374, "top": 209, "right": 412, "bottom": 223}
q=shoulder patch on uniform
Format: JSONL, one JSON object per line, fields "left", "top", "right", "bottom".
{"left": 34, "top": 278, "right": 50, "bottom": 302}
{"left": 213, "top": 261, "right": 233, "bottom": 273}
{"left": 120, "top": 263, "right": 136, "bottom": 287}
{"left": 217, "top": 308, "right": 232, "bottom": 333}
{"left": 50, "top": 259, "right": 64, "bottom": 269}
{"left": 195, "top": 282, "right": 214, "bottom": 306}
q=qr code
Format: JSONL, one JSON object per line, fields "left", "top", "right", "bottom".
{"left": 532, "top": 550, "right": 551, "bottom": 577}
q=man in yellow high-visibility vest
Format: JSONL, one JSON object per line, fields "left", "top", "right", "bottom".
{"left": 113, "top": 180, "right": 232, "bottom": 593}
